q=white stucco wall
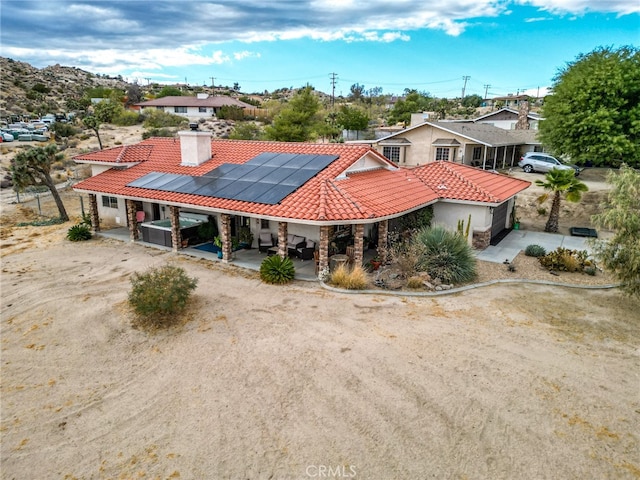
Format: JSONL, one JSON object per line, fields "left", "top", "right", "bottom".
{"left": 432, "top": 202, "right": 491, "bottom": 244}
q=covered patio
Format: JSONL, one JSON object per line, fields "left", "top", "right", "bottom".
{"left": 96, "top": 227, "right": 377, "bottom": 281}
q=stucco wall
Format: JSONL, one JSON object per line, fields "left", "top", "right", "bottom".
{"left": 432, "top": 202, "right": 491, "bottom": 245}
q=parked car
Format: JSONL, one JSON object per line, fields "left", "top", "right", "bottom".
{"left": 518, "top": 152, "right": 582, "bottom": 176}
{"left": 0, "top": 131, "right": 14, "bottom": 142}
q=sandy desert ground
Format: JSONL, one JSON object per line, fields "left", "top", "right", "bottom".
{"left": 1, "top": 126, "right": 639, "bottom": 479}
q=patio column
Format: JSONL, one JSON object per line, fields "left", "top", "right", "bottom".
{"left": 319, "top": 225, "right": 331, "bottom": 272}
{"left": 169, "top": 206, "right": 181, "bottom": 252}
{"left": 377, "top": 220, "right": 389, "bottom": 262}
{"left": 88, "top": 194, "right": 100, "bottom": 233}
{"left": 277, "top": 222, "right": 288, "bottom": 258}
{"left": 220, "top": 213, "right": 232, "bottom": 263}
{"left": 125, "top": 199, "right": 139, "bottom": 241}
{"left": 353, "top": 224, "right": 364, "bottom": 266}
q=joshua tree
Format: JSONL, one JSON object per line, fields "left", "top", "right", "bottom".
{"left": 536, "top": 169, "right": 588, "bottom": 233}
{"left": 10, "top": 144, "right": 69, "bottom": 221}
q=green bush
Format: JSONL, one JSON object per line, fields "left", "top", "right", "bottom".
{"left": 128, "top": 265, "right": 198, "bottom": 328}
{"left": 66, "top": 223, "right": 92, "bottom": 241}
{"left": 142, "top": 127, "right": 177, "bottom": 139}
{"left": 260, "top": 255, "right": 295, "bottom": 284}
{"left": 113, "top": 110, "right": 142, "bottom": 126}
{"left": 142, "top": 109, "right": 187, "bottom": 128}
{"left": 414, "top": 225, "right": 477, "bottom": 284}
{"left": 524, "top": 244, "right": 546, "bottom": 257}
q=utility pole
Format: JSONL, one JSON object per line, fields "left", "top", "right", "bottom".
{"left": 461, "top": 75, "right": 470, "bottom": 100}
{"left": 329, "top": 72, "right": 338, "bottom": 108}
{"left": 483, "top": 84, "right": 491, "bottom": 101}
{"left": 210, "top": 77, "right": 216, "bottom": 95}
{"left": 144, "top": 77, "right": 150, "bottom": 86}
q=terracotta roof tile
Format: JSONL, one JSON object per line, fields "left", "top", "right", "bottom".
{"left": 73, "top": 138, "right": 530, "bottom": 222}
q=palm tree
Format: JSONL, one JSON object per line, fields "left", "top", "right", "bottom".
{"left": 536, "top": 169, "right": 589, "bottom": 233}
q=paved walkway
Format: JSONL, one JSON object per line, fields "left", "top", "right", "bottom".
{"left": 475, "top": 229, "right": 595, "bottom": 264}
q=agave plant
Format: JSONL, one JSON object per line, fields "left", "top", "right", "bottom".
{"left": 260, "top": 255, "right": 295, "bottom": 284}
{"left": 66, "top": 223, "right": 92, "bottom": 242}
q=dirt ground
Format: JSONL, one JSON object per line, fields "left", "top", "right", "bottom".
{"left": 1, "top": 130, "right": 639, "bottom": 479}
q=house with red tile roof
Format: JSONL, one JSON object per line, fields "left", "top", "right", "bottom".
{"left": 352, "top": 120, "right": 540, "bottom": 170}
{"left": 136, "top": 93, "right": 255, "bottom": 119}
{"left": 73, "top": 128, "right": 530, "bottom": 271}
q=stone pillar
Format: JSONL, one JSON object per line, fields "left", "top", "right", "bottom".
{"left": 377, "top": 220, "right": 389, "bottom": 262}
{"left": 353, "top": 224, "right": 364, "bottom": 266}
{"left": 126, "top": 199, "right": 139, "bottom": 241}
{"left": 220, "top": 213, "right": 232, "bottom": 262}
{"left": 472, "top": 227, "right": 491, "bottom": 250}
{"left": 169, "top": 206, "right": 181, "bottom": 252}
{"left": 319, "top": 225, "right": 331, "bottom": 272}
{"left": 88, "top": 194, "right": 100, "bottom": 233}
{"left": 277, "top": 222, "right": 288, "bottom": 258}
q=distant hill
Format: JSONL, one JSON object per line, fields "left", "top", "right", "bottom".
{"left": 0, "top": 57, "right": 130, "bottom": 120}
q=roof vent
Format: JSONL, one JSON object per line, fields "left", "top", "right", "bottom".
{"left": 189, "top": 122, "right": 199, "bottom": 131}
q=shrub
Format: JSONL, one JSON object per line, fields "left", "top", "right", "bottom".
{"left": 142, "top": 109, "right": 187, "bottom": 128}
{"left": 539, "top": 247, "right": 593, "bottom": 273}
{"left": 414, "top": 225, "right": 477, "bottom": 284}
{"left": 525, "top": 244, "right": 546, "bottom": 257}
{"left": 66, "top": 223, "right": 92, "bottom": 241}
{"left": 128, "top": 265, "right": 198, "bottom": 328}
{"left": 390, "top": 241, "right": 425, "bottom": 279}
{"left": 113, "top": 110, "right": 142, "bottom": 126}
{"left": 260, "top": 255, "right": 295, "bottom": 284}
{"left": 406, "top": 276, "right": 424, "bottom": 289}
{"left": 329, "top": 264, "right": 369, "bottom": 290}
{"left": 142, "top": 127, "right": 177, "bottom": 139}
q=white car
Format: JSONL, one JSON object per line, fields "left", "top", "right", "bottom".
{"left": 0, "top": 131, "right": 14, "bottom": 142}
{"left": 518, "top": 152, "right": 582, "bottom": 176}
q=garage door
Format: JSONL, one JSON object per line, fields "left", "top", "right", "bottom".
{"left": 490, "top": 202, "right": 509, "bottom": 242}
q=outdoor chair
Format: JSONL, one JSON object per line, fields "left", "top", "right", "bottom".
{"left": 258, "top": 232, "right": 275, "bottom": 253}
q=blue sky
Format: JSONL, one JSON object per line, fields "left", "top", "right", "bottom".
{"left": 1, "top": 1, "right": 638, "bottom": 97}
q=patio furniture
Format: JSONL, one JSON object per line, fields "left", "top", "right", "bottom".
{"left": 258, "top": 232, "right": 275, "bottom": 253}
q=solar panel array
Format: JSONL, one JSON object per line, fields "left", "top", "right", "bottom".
{"left": 127, "top": 152, "right": 338, "bottom": 205}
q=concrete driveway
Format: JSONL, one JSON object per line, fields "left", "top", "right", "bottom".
{"left": 476, "top": 229, "right": 596, "bottom": 264}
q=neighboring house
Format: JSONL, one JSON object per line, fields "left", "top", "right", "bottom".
{"left": 136, "top": 93, "right": 255, "bottom": 119}
{"left": 472, "top": 108, "right": 542, "bottom": 131}
{"left": 351, "top": 120, "right": 540, "bottom": 170}
{"left": 72, "top": 130, "right": 530, "bottom": 272}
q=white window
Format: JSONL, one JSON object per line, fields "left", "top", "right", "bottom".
{"left": 101, "top": 196, "right": 118, "bottom": 208}
{"left": 198, "top": 107, "right": 207, "bottom": 113}
{"left": 383, "top": 146, "right": 400, "bottom": 162}
{"left": 473, "top": 147, "right": 482, "bottom": 160}
{"left": 436, "top": 147, "right": 450, "bottom": 161}
{"left": 174, "top": 106, "right": 187, "bottom": 113}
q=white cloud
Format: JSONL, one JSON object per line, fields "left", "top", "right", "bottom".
{"left": 516, "top": 0, "right": 640, "bottom": 15}
{"left": 233, "top": 51, "right": 261, "bottom": 60}
{"left": 524, "top": 16, "right": 553, "bottom": 22}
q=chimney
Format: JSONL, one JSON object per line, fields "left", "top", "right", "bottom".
{"left": 179, "top": 123, "right": 212, "bottom": 166}
{"left": 196, "top": 93, "right": 209, "bottom": 100}
{"left": 516, "top": 99, "right": 530, "bottom": 130}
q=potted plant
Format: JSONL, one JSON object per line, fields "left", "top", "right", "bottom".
{"left": 370, "top": 256, "right": 382, "bottom": 271}
{"left": 213, "top": 236, "right": 223, "bottom": 258}
{"left": 238, "top": 226, "right": 253, "bottom": 249}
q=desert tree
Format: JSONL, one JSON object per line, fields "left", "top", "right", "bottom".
{"left": 539, "top": 46, "right": 640, "bottom": 167}
{"left": 10, "top": 144, "right": 69, "bottom": 221}
{"left": 536, "top": 169, "right": 588, "bottom": 233}
{"left": 336, "top": 105, "right": 369, "bottom": 140}
{"left": 82, "top": 115, "right": 103, "bottom": 149}
{"left": 265, "top": 85, "right": 322, "bottom": 142}
{"left": 591, "top": 164, "right": 640, "bottom": 297}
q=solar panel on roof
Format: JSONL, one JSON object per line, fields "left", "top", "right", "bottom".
{"left": 126, "top": 152, "right": 338, "bottom": 205}
{"left": 128, "top": 171, "right": 168, "bottom": 188}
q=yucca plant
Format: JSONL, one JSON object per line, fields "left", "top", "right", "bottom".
{"left": 66, "top": 223, "right": 92, "bottom": 241}
{"left": 414, "top": 225, "right": 477, "bottom": 284}
{"left": 260, "top": 255, "right": 295, "bottom": 284}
